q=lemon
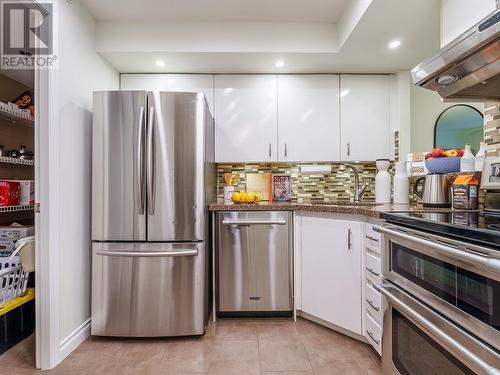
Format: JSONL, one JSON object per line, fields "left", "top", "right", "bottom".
{"left": 254, "top": 192, "right": 262, "bottom": 202}
{"left": 231, "top": 192, "right": 241, "bottom": 203}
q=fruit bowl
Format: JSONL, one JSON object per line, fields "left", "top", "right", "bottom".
{"left": 425, "top": 157, "right": 461, "bottom": 173}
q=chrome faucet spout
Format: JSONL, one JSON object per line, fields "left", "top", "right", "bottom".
{"left": 342, "top": 164, "right": 367, "bottom": 203}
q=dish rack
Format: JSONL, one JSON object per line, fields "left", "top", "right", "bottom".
{"left": 0, "top": 257, "right": 28, "bottom": 304}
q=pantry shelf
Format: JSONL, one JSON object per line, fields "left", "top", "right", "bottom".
{"left": 0, "top": 109, "right": 34, "bottom": 128}
{"left": 0, "top": 157, "right": 34, "bottom": 166}
{"left": 0, "top": 205, "right": 34, "bottom": 213}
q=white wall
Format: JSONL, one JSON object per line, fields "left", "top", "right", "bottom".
{"left": 53, "top": 0, "right": 119, "bottom": 363}
{"left": 440, "top": 0, "right": 497, "bottom": 46}
{"left": 410, "top": 85, "right": 483, "bottom": 152}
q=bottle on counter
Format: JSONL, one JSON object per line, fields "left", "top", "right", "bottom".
{"left": 393, "top": 161, "right": 409, "bottom": 204}
{"left": 375, "top": 159, "right": 391, "bottom": 204}
{"left": 460, "top": 144, "right": 475, "bottom": 173}
{"left": 475, "top": 141, "right": 486, "bottom": 172}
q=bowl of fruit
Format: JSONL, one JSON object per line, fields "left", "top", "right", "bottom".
{"left": 231, "top": 191, "right": 262, "bottom": 204}
{"left": 424, "top": 148, "right": 463, "bottom": 173}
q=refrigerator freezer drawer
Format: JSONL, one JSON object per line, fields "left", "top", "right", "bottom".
{"left": 217, "top": 211, "right": 293, "bottom": 314}
{"left": 91, "top": 242, "right": 210, "bottom": 337}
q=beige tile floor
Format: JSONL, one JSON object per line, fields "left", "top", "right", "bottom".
{"left": 0, "top": 318, "right": 381, "bottom": 374}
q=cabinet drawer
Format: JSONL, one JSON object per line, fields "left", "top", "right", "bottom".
{"left": 365, "top": 252, "right": 381, "bottom": 282}
{"left": 364, "top": 224, "right": 381, "bottom": 252}
{"left": 365, "top": 312, "right": 382, "bottom": 355}
{"left": 365, "top": 282, "right": 382, "bottom": 322}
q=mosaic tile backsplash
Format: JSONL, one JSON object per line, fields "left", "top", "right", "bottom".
{"left": 217, "top": 163, "right": 395, "bottom": 204}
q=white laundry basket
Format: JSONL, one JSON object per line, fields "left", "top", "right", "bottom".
{"left": 10, "top": 235, "right": 35, "bottom": 273}
{"left": 0, "top": 257, "right": 28, "bottom": 304}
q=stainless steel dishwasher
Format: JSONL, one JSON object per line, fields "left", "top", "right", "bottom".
{"left": 216, "top": 211, "right": 293, "bottom": 317}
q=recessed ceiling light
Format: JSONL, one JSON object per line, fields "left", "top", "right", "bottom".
{"left": 155, "top": 60, "right": 165, "bottom": 67}
{"left": 275, "top": 60, "right": 285, "bottom": 68}
{"left": 388, "top": 40, "right": 401, "bottom": 49}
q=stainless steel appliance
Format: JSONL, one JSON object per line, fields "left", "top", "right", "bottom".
{"left": 375, "top": 217, "right": 500, "bottom": 375}
{"left": 91, "top": 91, "right": 215, "bottom": 337}
{"left": 412, "top": 8, "right": 500, "bottom": 101}
{"left": 413, "top": 173, "right": 452, "bottom": 208}
{"left": 481, "top": 157, "right": 500, "bottom": 213}
{"left": 216, "top": 211, "right": 293, "bottom": 316}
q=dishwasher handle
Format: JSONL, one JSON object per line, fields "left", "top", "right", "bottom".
{"left": 222, "top": 219, "right": 287, "bottom": 226}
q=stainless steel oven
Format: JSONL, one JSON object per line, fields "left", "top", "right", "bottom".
{"left": 375, "top": 223, "right": 500, "bottom": 375}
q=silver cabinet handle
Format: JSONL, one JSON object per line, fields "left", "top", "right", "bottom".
{"left": 375, "top": 283, "right": 500, "bottom": 375}
{"left": 96, "top": 249, "right": 198, "bottom": 257}
{"left": 222, "top": 219, "right": 286, "bottom": 226}
{"left": 135, "top": 106, "right": 145, "bottom": 215}
{"left": 375, "top": 225, "right": 500, "bottom": 276}
{"left": 366, "top": 330, "right": 380, "bottom": 345}
{"left": 365, "top": 235, "right": 379, "bottom": 242}
{"left": 269, "top": 143, "right": 272, "bottom": 157}
{"left": 347, "top": 142, "right": 350, "bottom": 157}
{"left": 366, "top": 298, "right": 380, "bottom": 311}
{"left": 366, "top": 267, "right": 379, "bottom": 277}
{"left": 347, "top": 228, "right": 352, "bottom": 250}
{"left": 147, "top": 106, "right": 156, "bottom": 215}
{"left": 284, "top": 143, "right": 287, "bottom": 158}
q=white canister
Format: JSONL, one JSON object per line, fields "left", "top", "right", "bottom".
{"left": 460, "top": 144, "right": 475, "bottom": 172}
{"left": 223, "top": 186, "right": 235, "bottom": 205}
{"left": 375, "top": 159, "right": 391, "bottom": 204}
{"left": 393, "top": 161, "right": 409, "bottom": 204}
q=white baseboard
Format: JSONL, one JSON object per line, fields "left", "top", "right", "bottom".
{"left": 58, "top": 318, "right": 91, "bottom": 363}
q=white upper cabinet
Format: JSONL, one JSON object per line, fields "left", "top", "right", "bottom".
{"left": 340, "top": 75, "right": 391, "bottom": 161}
{"left": 120, "top": 74, "right": 215, "bottom": 115}
{"left": 300, "top": 215, "right": 363, "bottom": 335}
{"left": 277, "top": 75, "right": 340, "bottom": 162}
{"left": 121, "top": 74, "right": 169, "bottom": 91}
{"left": 215, "top": 75, "right": 278, "bottom": 163}
{"left": 166, "top": 74, "right": 215, "bottom": 116}
{"left": 441, "top": 0, "right": 497, "bottom": 47}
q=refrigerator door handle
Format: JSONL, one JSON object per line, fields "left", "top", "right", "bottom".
{"left": 147, "top": 106, "right": 156, "bottom": 215}
{"left": 135, "top": 106, "right": 145, "bottom": 215}
{"left": 96, "top": 249, "right": 198, "bottom": 257}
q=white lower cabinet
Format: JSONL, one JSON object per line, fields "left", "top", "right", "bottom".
{"left": 300, "top": 215, "right": 363, "bottom": 335}
{"left": 363, "top": 222, "right": 384, "bottom": 355}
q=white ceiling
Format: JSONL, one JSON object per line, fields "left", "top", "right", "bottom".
{"left": 81, "top": 0, "right": 350, "bottom": 23}
{"left": 85, "top": 0, "right": 441, "bottom": 74}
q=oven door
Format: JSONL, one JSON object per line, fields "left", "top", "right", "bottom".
{"left": 376, "top": 283, "right": 500, "bottom": 375}
{"left": 377, "top": 224, "right": 500, "bottom": 352}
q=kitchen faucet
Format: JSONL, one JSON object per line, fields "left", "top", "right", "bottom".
{"left": 340, "top": 164, "right": 367, "bottom": 203}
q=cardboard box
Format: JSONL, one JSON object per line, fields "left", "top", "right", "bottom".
{"left": 8, "top": 180, "right": 34, "bottom": 205}
{"left": 0, "top": 225, "right": 35, "bottom": 241}
{"left": 0, "top": 239, "right": 16, "bottom": 255}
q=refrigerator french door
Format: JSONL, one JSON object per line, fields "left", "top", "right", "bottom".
{"left": 91, "top": 91, "right": 214, "bottom": 337}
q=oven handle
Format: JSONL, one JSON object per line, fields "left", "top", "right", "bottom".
{"left": 375, "top": 283, "right": 500, "bottom": 375}
{"left": 375, "top": 226, "right": 500, "bottom": 275}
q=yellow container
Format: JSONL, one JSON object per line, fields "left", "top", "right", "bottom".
{"left": 0, "top": 288, "right": 34, "bottom": 316}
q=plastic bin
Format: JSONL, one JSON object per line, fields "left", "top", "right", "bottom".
{"left": 0, "top": 257, "right": 29, "bottom": 304}
{"left": 0, "top": 288, "right": 35, "bottom": 355}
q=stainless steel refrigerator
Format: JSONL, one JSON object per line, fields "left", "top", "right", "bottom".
{"left": 91, "top": 91, "right": 215, "bottom": 337}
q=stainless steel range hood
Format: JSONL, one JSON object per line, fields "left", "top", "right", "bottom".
{"left": 412, "top": 8, "right": 500, "bottom": 101}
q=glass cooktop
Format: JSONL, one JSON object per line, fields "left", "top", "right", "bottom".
{"left": 381, "top": 210, "right": 500, "bottom": 249}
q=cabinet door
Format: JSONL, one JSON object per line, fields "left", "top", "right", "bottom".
{"left": 277, "top": 75, "right": 340, "bottom": 162}
{"left": 215, "top": 75, "right": 278, "bottom": 162}
{"left": 167, "top": 74, "right": 215, "bottom": 116}
{"left": 301, "top": 215, "right": 362, "bottom": 335}
{"left": 120, "top": 74, "right": 169, "bottom": 91}
{"left": 340, "top": 75, "right": 390, "bottom": 161}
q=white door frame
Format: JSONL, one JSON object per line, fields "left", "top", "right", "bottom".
{"left": 35, "top": 63, "right": 61, "bottom": 370}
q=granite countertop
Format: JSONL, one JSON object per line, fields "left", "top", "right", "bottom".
{"left": 208, "top": 201, "right": 448, "bottom": 218}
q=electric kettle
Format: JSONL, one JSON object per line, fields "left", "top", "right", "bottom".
{"left": 413, "top": 174, "right": 451, "bottom": 207}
